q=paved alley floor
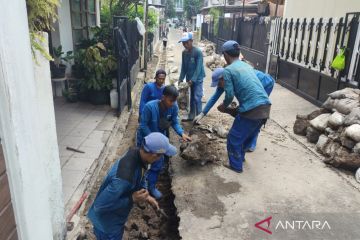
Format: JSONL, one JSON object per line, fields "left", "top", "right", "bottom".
{"left": 54, "top": 98, "right": 117, "bottom": 205}
{"left": 167, "top": 29, "right": 360, "bottom": 240}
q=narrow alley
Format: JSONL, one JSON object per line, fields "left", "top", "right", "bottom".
{"left": 69, "top": 29, "right": 360, "bottom": 240}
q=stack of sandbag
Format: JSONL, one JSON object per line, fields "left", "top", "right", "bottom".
{"left": 205, "top": 54, "right": 226, "bottom": 71}
{"left": 293, "top": 88, "right": 360, "bottom": 171}
{"left": 199, "top": 40, "right": 216, "bottom": 56}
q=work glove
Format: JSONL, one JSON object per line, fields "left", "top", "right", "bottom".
{"left": 193, "top": 112, "right": 205, "bottom": 124}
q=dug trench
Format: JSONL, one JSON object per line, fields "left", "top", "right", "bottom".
{"left": 77, "top": 49, "right": 181, "bottom": 239}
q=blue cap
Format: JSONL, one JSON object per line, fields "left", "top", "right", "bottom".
{"left": 222, "top": 40, "right": 240, "bottom": 53}
{"left": 143, "top": 132, "right": 177, "bottom": 156}
{"left": 211, "top": 68, "right": 224, "bottom": 87}
{"left": 179, "top": 32, "right": 193, "bottom": 43}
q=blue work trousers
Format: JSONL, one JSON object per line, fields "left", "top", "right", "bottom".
{"left": 94, "top": 227, "right": 124, "bottom": 240}
{"left": 243, "top": 84, "right": 273, "bottom": 151}
{"left": 227, "top": 115, "right": 265, "bottom": 171}
{"left": 189, "top": 81, "right": 203, "bottom": 119}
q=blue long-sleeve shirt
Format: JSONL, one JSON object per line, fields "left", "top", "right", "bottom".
{"left": 179, "top": 47, "right": 205, "bottom": 83}
{"left": 223, "top": 60, "right": 271, "bottom": 112}
{"left": 137, "top": 100, "right": 184, "bottom": 145}
{"left": 202, "top": 68, "right": 274, "bottom": 115}
{"left": 88, "top": 148, "right": 145, "bottom": 234}
{"left": 254, "top": 70, "right": 275, "bottom": 95}
{"left": 139, "top": 82, "right": 164, "bottom": 115}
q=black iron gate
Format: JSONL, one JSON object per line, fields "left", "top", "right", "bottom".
{"left": 201, "top": 17, "right": 271, "bottom": 72}
{"left": 113, "top": 16, "right": 141, "bottom": 115}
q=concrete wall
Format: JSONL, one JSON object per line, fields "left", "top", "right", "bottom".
{"left": 0, "top": 2, "right": 65, "bottom": 239}
{"left": 284, "top": 0, "right": 360, "bottom": 18}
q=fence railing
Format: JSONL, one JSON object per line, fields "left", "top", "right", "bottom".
{"left": 201, "top": 17, "right": 271, "bottom": 71}
{"left": 113, "top": 16, "right": 142, "bottom": 115}
{"left": 270, "top": 13, "right": 360, "bottom": 87}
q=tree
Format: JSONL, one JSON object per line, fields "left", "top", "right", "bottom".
{"left": 184, "top": 0, "right": 202, "bottom": 20}
{"left": 165, "top": 0, "right": 176, "bottom": 18}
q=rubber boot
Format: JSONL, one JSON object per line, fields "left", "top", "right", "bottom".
{"left": 149, "top": 185, "right": 162, "bottom": 200}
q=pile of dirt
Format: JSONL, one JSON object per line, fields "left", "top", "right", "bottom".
{"left": 123, "top": 168, "right": 180, "bottom": 240}
{"left": 293, "top": 88, "right": 360, "bottom": 172}
{"left": 180, "top": 124, "right": 228, "bottom": 166}
{"left": 205, "top": 54, "right": 226, "bottom": 71}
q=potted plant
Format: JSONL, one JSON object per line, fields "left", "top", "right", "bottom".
{"left": 81, "top": 42, "right": 117, "bottom": 105}
{"left": 62, "top": 87, "right": 78, "bottom": 103}
{"left": 51, "top": 45, "right": 73, "bottom": 78}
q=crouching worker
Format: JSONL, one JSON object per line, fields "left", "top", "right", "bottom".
{"left": 194, "top": 40, "right": 271, "bottom": 173}
{"left": 88, "top": 132, "right": 177, "bottom": 239}
{"left": 137, "top": 85, "right": 191, "bottom": 199}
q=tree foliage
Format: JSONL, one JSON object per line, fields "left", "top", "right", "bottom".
{"left": 26, "top": 0, "right": 59, "bottom": 60}
{"left": 184, "top": 0, "right": 202, "bottom": 20}
{"left": 165, "top": 0, "right": 176, "bottom": 18}
{"left": 101, "top": 1, "right": 158, "bottom": 33}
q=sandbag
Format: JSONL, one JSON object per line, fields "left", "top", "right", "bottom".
{"left": 322, "top": 98, "right": 336, "bottom": 111}
{"left": 328, "top": 88, "right": 360, "bottom": 100}
{"left": 293, "top": 118, "right": 309, "bottom": 136}
{"left": 306, "top": 126, "right": 321, "bottom": 143}
{"left": 328, "top": 111, "right": 344, "bottom": 128}
{"left": 323, "top": 141, "right": 341, "bottom": 158}
{"left": 325, "top": 147, "right": 360, "bottom": 171}
{"left": 332, "top": 98, "right": 359, "bottom": 115}
{"left": 316, "top": 135, "right": 330, "bottom": 154}
{"left": 344, "top": 107, "right": 360, "bottom": 126}
{"left": 356, "top": 168, "right": 360, "bottom": 183}
{"left": 354, "top": 143, "right": 360, "bottom": 154}
{"left": 307, "top": 108, "right": 330, "bottom": 120}
{"left": 345, "top": 124, "right": 360, "bottom": 142}
{"left": 309, "top": 113, "right": 331, "bottom": 131}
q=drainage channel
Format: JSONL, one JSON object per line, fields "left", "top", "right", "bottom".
{"left": 78, "top": 45, "right": 181, "bottom": 240}
{"left": 123, "top": 45, "right": 181, "bottom": 240}
{"left": 123, "top": 163, "right": 181, "bottom": 240}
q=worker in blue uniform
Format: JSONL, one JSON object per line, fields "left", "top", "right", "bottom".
{"left": 194, "top": 67, "right": 274, "bottom": 154}
{"left": 194, "top": 40, "right": 271, "bottom": 173}
{"left": 88, "top": 132, "right": 177, "bottom": 240}
{"left": 137, "top": 85, "right": 191, "bottom": 199}
{"left": 139, "top": 69, "right": 166, "bottom": 117}
{"left": 244, "top": 68, "right": 274, "bottom": 152}
{"left": 178, "top": 32, "right": 206, "bottom": 121}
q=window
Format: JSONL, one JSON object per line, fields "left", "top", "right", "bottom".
{"left": 70, "top": 0, "right": 97, "bottom": 46}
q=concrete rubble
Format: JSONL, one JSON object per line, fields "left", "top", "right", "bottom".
{"left": 293, "top": 88, "right": 360, "bottom": 172}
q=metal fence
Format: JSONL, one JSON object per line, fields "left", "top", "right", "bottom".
{"left": 201, "top": 13, "right": 360, "bottom": 106}
{"left": 201, "top": 17, "right": 271, "bottom": 71}
{"left": 113, "top": 16, "right": 141, "bottom": 115}
{"left": 268, "top": 13, "right": 360, "bottom": 105}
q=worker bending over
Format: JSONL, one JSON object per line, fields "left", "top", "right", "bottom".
{"left": 88, "top": 133, "right": 177, "bottom": 239}
{"left": 137, "top": 85, "right": 191, "bottom": 198}
{"left": 194, "top": 40, "right": 271, "bottom": 173}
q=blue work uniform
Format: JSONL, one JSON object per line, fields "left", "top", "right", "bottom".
{"left": 139, "top": 82, "right": 164, "bottom": 116}
{"left": 136, "top": 100, "right": 184, "bottom": 187}
{"left": 244, "top": 70, "right": 275, "bottom": 151}
{"left": 179, "top": 47, "right": 206, "bottom": 119}
{"left": 223, "top": 60, "right": 271, "bottom": 171}
{"left": 88, "top": 148, "right": 145, "bottom": 239}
